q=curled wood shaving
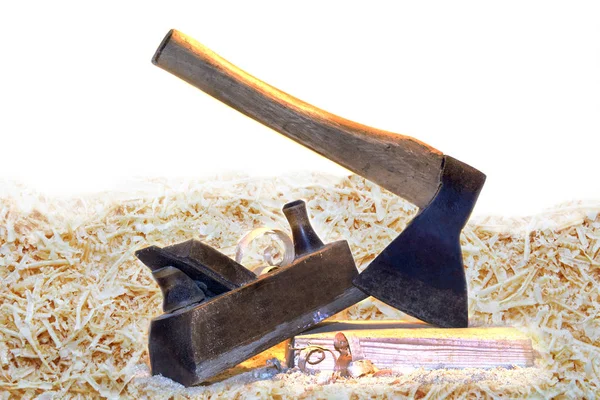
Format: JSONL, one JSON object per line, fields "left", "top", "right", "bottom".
{"left": 1, "top": 175, "right": 599, "bottom": 398}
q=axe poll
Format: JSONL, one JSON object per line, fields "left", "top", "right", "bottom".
{"left": 151, "top": 29, "right": 486, "bottom": 328}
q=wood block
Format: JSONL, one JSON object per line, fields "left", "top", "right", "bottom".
{"left": 287, "top": 321, "right": 535, "bottom": 373}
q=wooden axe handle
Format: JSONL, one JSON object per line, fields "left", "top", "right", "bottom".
{"left": 152, "top": 29, "right": 444, "bottom": 209}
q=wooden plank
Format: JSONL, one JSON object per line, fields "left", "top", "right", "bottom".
{"left": 287, "top": 321, "right": 535, "bottom": 372}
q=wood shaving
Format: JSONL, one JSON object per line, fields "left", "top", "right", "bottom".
{"left": 1, "top": 174, "right": 599, "bottom": 398}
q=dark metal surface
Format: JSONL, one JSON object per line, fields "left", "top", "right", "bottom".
{"left": 152, "top": 266, "right": 206, "bottom": 313}
{"left": 353, "top": 156, "right": 486, "bottom": 328}
{"left": 136, "top": 200, "right": 367, "bottom": 386}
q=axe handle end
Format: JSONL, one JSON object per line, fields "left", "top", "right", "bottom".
{"left": 153, "top": 29, "right": 444, "bottom": 209}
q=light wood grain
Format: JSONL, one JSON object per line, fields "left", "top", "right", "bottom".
{"left": 152, "top": 29, "right": 444, "bottom": 209}
{"left": 288, "top": 321, "right": 535, "bottom": 372}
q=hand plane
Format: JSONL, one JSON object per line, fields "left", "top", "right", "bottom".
{"left": 151, "top": 29, "right": 486, "bottom": 328}
{"left": 136, "top": 200, "right": 366, "bottom": 386}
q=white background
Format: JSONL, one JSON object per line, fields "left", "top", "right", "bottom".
{"left": 0, "top": 1, "right": 598, "bottom": 216}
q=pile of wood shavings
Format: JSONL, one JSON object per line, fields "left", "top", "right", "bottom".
{"left": 1, "top": 174, "right": 599, "bottom": 399}
{"left": 126, "top": 364, "right": 550, "bottom": 399}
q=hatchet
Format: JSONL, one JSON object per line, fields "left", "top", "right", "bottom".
{"left": 151, "top": 29, "right": 486, "bottom": 328}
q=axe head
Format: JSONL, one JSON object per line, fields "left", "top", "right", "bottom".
{"left": 353, "top": 156, "right": 486, "bottom": 328}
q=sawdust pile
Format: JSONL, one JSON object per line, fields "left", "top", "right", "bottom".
{"left": 1, "top": 174, "right": 599, "bottom": 399}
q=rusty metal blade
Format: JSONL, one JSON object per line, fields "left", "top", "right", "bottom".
{"left": 353, "top": 156, "right": 486, "bottom": 328}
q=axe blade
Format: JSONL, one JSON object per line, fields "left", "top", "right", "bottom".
{"left": 353, "top": 156, "right": 486, "bottom": 328}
